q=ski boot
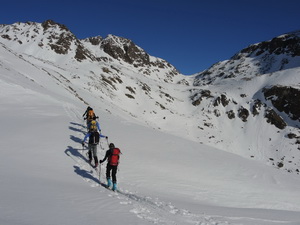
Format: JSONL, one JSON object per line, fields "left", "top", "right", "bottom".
{"left": 94, "top": 156, "right": 98, "bottom": 168}
{"left": 107, "top": 178, "right": 112, "bottom": 188}
{"left": 112, "top": 183, "right": 117, "bottom": 191}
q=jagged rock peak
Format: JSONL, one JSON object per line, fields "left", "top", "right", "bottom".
{"left": 41, "top": 19, "right": 70, "bottom": 32}
{"left": 0, "top": 20, "right": 96, "bottom": 62}
{"left": 99, "top": 34, "right": 180, "bottom": 77}
{"left": 82, "top": 36, "right": 103, "bottom": 45}
{"left": 235, "top": 30, "right": 300, "bottom": 58}
{"left": 100, "top": 34, "right": 150, "bottom": 66}
{"left": 104, "top": 34, "right": 135, "bottom": 47}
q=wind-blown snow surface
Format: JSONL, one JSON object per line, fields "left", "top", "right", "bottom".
{"left": 1, "top": 45, "right": 300, "bottom": 225}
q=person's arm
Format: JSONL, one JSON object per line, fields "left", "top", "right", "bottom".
{"left": 82, "top": 133, "right": 90, "bottom": 145}
{"left": 99, "top": 133, "right": 107, "bottom": 139}
{"left": 97, "top": 122, "right": 101, "bottom": 132}
{"left": 100, "top": 150, "right": 110, "bottom": 163}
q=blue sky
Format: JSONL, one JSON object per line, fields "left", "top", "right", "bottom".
{"left": 2, "top": 0, "right": 300, "bottom": 75}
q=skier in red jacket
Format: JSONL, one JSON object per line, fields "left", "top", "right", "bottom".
{"left": 100, "top": 143, "right": 121, "bottom": 191}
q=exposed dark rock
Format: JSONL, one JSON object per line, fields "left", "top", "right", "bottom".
{"left": 42, "top": 20, "right": 69, "bottom": 32}
{"left": 86, "top": 36, "right": 102, "bottom": 45}
{"left": 252, "top": 99, "right": 263, "bottom": 116}
{"left": 126, "top": 86, "right": 136, "bottom": 94}
{"left": 238, "top": 107, "right": 249, "bottom": 122}
{"left": 214, "top": 94, "right": 229, "bottom": 107}
{"left": 101, "top": 35, "right": 150, "bottom": 66}
{"left": 177, "top": 79, "right": 189, "bottom": 86}
{"left": 265, "top": 108, "right": 287, "bottom": 129}
{"left": 192, "top": 97, "right": 201, "bottom": 106}
{"left": 287, "top": 133, "right": 298, "bottom": 139}
{"left": 263, "top": 85, "right": 300, "bottom": 121}
{"left": 156, "top": 102, "right": 166, "bottom": 110}
{"left": 1, "top": 34, "right": 11, "bottom": 40}
{"left": 277, "top": 162, "right": 284, "bottom": 168}
{"left": 214, "top": 109, "right": 221, "bottom": 117}
{"left": 125, "top": 94, "right": 135, "bottom": 99}
{"left": 140, "top": 82, "right": 151, "bottom": 95}
{"left": 75, "top": 44, "right": 88, "bottom": 61}
{"left": 226, "top": 110, "right": 235, "bottom": 119}
{"left": 101, "top": 75, "right": 117, "bottom": 90}
{"left": 191, "top": 90, "right": 212, "bottom": 106}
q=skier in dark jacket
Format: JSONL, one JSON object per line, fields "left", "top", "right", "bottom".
{"left": 100, "top": 143, "right": 121, "bottom": 191}
{"left": 82, "top": 129, "right": 107, "bottom": 168}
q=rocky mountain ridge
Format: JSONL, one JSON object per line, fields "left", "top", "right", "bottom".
{"left": 0, "top": 20, "right": 180, "bottom": 83}
{"left": 194, "top": 31, "right": 300, "bottom": 86}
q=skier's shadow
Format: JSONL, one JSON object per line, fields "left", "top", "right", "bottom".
{"left": 70, "top": 122, "right": 86, "bottom": 129}
{"left": 65, "top": 146, "right": 88, "bottom": 164}
{"left": 73, "top": 165, "right": 99, "bottom": 184}
{"left": 70, "top": 135, "right": 83, "bottom": 144}
{"left": 65, "top": 146, "right": 100, "bottom": 184}
{"left": 69, "top": 122, "right": 86, "bottom": 135}
{"left": 69, "top": 126, "right": 86, "bottom": 134}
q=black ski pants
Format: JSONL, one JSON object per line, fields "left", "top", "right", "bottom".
{"left": 106, "top": 164, "right": 118, "bottom": 183}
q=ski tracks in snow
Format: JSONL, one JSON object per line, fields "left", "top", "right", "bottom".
{"left": 107, "top": 189, "right": 231, "bottom": 225}
{"left": 64, "top": 108, "right": 232, "bottom": 225}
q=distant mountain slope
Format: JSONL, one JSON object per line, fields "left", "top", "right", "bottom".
{"left": 1, "top": 20, "right": 300, "bottom": 175}
{"left": 193, "top": 31, "right": 300, "bottom": 86}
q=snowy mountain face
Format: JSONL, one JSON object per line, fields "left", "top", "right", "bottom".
{"left": 191, "top": 31, "right": 300, "bottom": 173}
{"left": 1, "top": 19, "right": 300, "bottom": 177}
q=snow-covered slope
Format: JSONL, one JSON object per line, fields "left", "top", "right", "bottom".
{"left": 190, "top": 31, "right": 300, "bottom": 173}
{"left": 1, "top": 20, "right": 300, "bottom": 225}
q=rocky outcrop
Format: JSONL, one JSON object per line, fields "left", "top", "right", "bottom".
{"left": 240, "top": 31, "right": 300, "bottom": 57}
{"left": 100, "top": 35, "right": 150, "bottom": 66}
{"left": 264, "top": 108, "right": 287, "bottom": 129}
{"left": 263, "top": 86, "right": 300, "bottom": 122}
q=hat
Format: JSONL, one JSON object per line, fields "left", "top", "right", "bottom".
{"left": 109, "top": 143, "right": 115, "bottom": 149}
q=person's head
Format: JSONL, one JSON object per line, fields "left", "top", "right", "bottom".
{"left": 109, "top": 143, "right": 115, "bottom": 149}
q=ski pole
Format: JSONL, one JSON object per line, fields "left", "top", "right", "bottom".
{"left": 82, "top": 142, "right": 85, "bottom": 155}
{"left": 99, "top": 131, "right": 104, "bottom": 150}
{"left": 106, "top": 137, "right": 109, "bottom": 147}
{"left": 98, "top": 162, "right": 101, "bottom": 184}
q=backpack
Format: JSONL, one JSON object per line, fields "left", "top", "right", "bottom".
{"left": 109, "top": 148, "right": 121, "bottom": 166}
{"left": 87, "top": 109, "right": 95, "bottom": 120}
{"left": 89, "top": 120, "right": 97, "bottom": 132}
{"left": 89, "top": 131, "right": 99, "bottom": 145}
